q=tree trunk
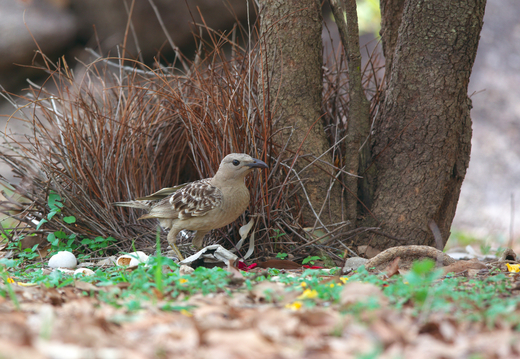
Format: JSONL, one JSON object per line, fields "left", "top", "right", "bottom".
{"left": 379, "top": 0, "right": 405, "bottom": 77}
{"left": 360, "top": 0, "right": 486, "bottom": 249}
{"left": 258, "top": 0, "right": 344, "bottom": 229}
{"left": 330, "top": 0, "right": 371, "bottom": 224}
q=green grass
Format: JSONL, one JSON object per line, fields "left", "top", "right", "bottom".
{"left": 2, "top": 192, "right": 121, "bottom": 267}
{"left": 2, "top": 242, "right": 520, "bottom": 330}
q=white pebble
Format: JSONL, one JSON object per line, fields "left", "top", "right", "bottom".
{"left": 48, "top": 251, "right": 77, "bottom": 269}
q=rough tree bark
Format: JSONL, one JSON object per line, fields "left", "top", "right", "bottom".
{"left": 379, "top": 0, "right": 405, "bottom": 77}
{"left": 258, "top": 0, "right": 486, "bottom": 252}
{"left": 258, "top": 0, "right": 344, "bottom": 229}
{"left": 360, "top": 0, "right": 487, "bottom": 249}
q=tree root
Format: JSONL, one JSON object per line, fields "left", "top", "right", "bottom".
{"left": 364, "top": 245, "right": 456, "bottom": 271}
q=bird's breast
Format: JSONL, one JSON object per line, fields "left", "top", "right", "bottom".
{"left": 217, "top": 184, "right": 250, "bottom": 224}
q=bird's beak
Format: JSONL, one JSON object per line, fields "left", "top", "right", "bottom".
{"left": 246, "top": 158, "right": 268, "bottom": 169}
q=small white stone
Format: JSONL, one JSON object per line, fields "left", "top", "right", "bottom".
{"left": 179, "top": 264, "right": 194, "bottom": 275}
{"left": 343, "top": 257, "right": 368, "bottom": 273}
{"left": 48, "top": 251, "right": 77, "bottom": 269}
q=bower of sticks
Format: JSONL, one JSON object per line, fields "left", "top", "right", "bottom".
{"left": 0, "top": 23, "right": 380, "bottom": 264}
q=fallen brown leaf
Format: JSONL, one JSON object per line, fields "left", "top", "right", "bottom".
{"left": 74, "top": 280, "right": 102, "bottom": 292}
{"left": 442, "top": 259, "right": 487, "bottom": 275}
{"left": 202, "top": 329, "right": 277, "bottom": 359}
{"left": 340, "top": 281, "right": 388, "bottom": 307}
{"left": 256, "top": 308, "right": 300, "bottom": 340}
{"left": 226, "top": 260, "right": 245, "bottom": 285}
{"left": 257, "top": 259, "right": 302, "bottom": 269}
{"left": 383, "top": 257, "right": 401, "bottom": 278}
{"left": 249, "top": 281, "right": 297, "bottom": 305}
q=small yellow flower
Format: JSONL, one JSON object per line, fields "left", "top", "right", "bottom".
{"left": 506, "top": 263, "right": 520, "bottom": 273}
{"left": 339, "top": 277, "right": 349, "bottom": 284}
{"left": 285, "top": 301, "right": 303, "bottom": 311}
{"left": 179, "top": 278, "right": 188, "bottom": 284}
{"left": 298, "top": 289, "right": 318, "bottom": 300}
{"left": 180, "top": 309, "right": 192, "bottom": 317}
{"left": 6, "top": 277, "right": 15, "bottom": 284}
{"left": 329, "top": 283, "right": 335, "bottom": 288}
{"left": 300, "top": 282, "right": 307, "bottom": 288}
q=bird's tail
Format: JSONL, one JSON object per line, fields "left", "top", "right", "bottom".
{"left": 112, "top": 200, "right": 152, "bottom": 209}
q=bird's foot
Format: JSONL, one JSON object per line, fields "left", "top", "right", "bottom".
{"left": 169, "top": 243, "right": 184, "bottom": 261}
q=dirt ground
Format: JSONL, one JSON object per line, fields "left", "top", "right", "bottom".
{"left": 1, "top": 266, "right": 520, "bottom": 359}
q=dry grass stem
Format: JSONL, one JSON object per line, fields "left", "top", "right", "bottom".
{"left": 0, "top": 16, "right": 383, "bottom": 261}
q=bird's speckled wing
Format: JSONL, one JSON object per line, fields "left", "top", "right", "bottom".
{"left": 140, "top": 179, "right": 223, "bottom": 220}
{"left": 135, "top": 183, "right": 188, "bottom": 201}
{"left": 170, "top": 179, "right": 223, "bottom": 219}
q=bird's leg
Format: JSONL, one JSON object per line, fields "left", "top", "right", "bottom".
{"left": 166, "top": 228, "right": 184, "bottom": 261}
{"left": 192, "top": 230, "right": 209, "bottom": 250}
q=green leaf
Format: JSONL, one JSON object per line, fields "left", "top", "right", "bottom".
{"left": 81, "top": 238, "right": 93, "bottom": 245}
{"left": 410, "top": 259, "right": 435, "bottom": 275}
{"left": 47, "top": 233, "right": 59, "bottom": 246}
{"left": 48, "top": 191, "right": 64, "bottom": 210}
{"left": 302, "top": 256, "right": 321, "bottom": 265}
{"left": 47, "top": 210, "right": 60, "bottom": 221}
{"left": 63, "top": 216, "right": 76, "bottom": 224}
{"left": 0, "top": 258, "right": 17, "bottom": 268}
{"left": 36, "top": 219, "right": 48, "bottom": 230}
{"left": 54, "top": 231, "right": 68, "bottom": 239}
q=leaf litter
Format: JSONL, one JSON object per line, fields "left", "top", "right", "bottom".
{"left": 2, "top": 249, "right": 520, "bottom": 359}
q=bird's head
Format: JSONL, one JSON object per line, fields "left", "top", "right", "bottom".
{"left": 213, "top": 153, "right": 268, "bottom": 183}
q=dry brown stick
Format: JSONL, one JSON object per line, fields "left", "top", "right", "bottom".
{"left": 148, "top": 0, "right": 190, "bottom": 74}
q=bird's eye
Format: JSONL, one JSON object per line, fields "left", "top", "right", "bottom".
{"left": 232, "top": 159, "right": 240, "bottom": 166}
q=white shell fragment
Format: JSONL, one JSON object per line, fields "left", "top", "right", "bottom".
{"left": 116, "top": 251, "right": 149, "bottom": 268}
{"left": 180, "top": 245, "right": 238, "bottom": 266}
{"left": 74, "top": 268, "right": 95, "bottom": 276}
{"left": 96, "top": 256, "right": 117, "bottom": 267}
{"left": 48, "top": 251, "right": 77, "bottom": 269}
